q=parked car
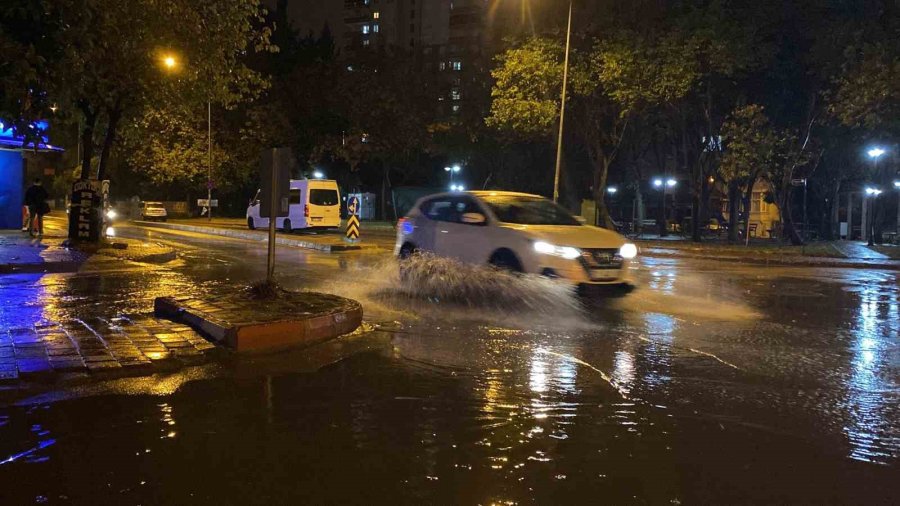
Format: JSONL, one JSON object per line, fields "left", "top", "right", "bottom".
{"left": 246, "top": 179, "right": 341, "bottom": 232}
{"left": 140, "top": 201, "right": 167, "bottom": 221}
{"left": 395, "top": 191, "right": 638, "bottom": 290}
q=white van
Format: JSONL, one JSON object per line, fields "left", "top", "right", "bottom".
{"left": 246, "top": 179, "right": 341, "bottom": 232}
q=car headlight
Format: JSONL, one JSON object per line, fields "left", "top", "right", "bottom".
{"left": 106, "top": 209, "right": 117, "bottom": 220}
{"left": 619, "top": 243, "right": 638, "bottom": 259}
{"left": 534, "top": 241, "right": 581, "bottom": 260}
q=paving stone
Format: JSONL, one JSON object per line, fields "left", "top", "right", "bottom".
{"left": 85, "top": 360, "right": 122, "bottom": 371}
{"left": 49, "top": 358, "right": 86, "bottom": 372}
{"left": 16, "top": 359, "right": 52, "bottom": 374}
{"left": 46, "top": 347, "right": 79, "bottom": 357}
{"left": 143, "top": 351, "right": 171, "bottom": 361}
{"left": 0, "top": 368, "right": 19, "bottom": 382}
{"left": 82, "top": 354, "right": 115, "bottom": 363}
{"left": 161, "top": 340, "right": 192, "bottom": 349}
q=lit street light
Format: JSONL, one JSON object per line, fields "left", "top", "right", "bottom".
{"left": 864, "top": 186, "right": 882, "bottom": 246}
{"left": 653, "top": 176, "right": 676, "bottom": 236}
{"left": 313, "top": 171, "right": 325, "bottom": 179}
{"left": 160, "top": 53, "right": 214, "bottom": 222}
{"left": 445, "top": 164, "right": 462, "bottom": 187}
{"left": 606, "top": 187, "right": 617, "bottom": 194}
{"left": 865, "top": 147, "right": 887, "bottom": 244}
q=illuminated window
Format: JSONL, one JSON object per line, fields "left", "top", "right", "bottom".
{"left": 450, "top": 89, "right": 461, "bottom": 100}
{"left": 373, "top": 11, "right": 380, "bottom": 19}
{"left": 451, "top": 60, "right": 462, "bottom": 71}
{"left": 362, "top": 39, "right": 370, "bottom": 46}
{"left": 362, "top": 24, "right": 370, "bottom": 34}
{"left": 452, "top": 104, "right": 460, "bottom": 113}
{"left": 373, "top": 24, "right": 379, "bottom": 33}
{"left": 439, "top": 62, "right": 446, "bottom": 71}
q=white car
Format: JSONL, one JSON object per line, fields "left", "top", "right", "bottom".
{"left": 140, "top": 201, "right": 167, "bottom": 221}
{"left": 394, "top": 191, "right": 637, "bottom": 289}
{"left": 246, "top": 179, "right": 341, "bottom": 232}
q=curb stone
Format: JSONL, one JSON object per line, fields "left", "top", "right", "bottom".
{"left": 154, "top": 292, "right": 363, "bottom": 353}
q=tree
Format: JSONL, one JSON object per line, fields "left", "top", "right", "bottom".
{"left": 719, "top": 104, "right": 779, "bottom": 244}
{"left": 43, "top": 0, "right": 273, "bottom": 181}
{"left": 487, "top": 34, "right": 693, "bottom": 227}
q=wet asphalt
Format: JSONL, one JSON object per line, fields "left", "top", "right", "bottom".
{"left": 0, "top": 222, "right": 898, "bottom": 505}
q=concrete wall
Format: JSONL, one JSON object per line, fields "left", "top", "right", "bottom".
{"left": 0, "top": 150, "right": 24, "bottom": 229}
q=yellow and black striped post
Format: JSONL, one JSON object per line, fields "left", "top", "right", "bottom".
{"left": 346, "top": 196, "right": 361, "bottom": 242}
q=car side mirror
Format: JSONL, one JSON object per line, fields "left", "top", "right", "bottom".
{"left": 574, "top": 216, "right": 587, "bottom": 224}
{"left": 461, "top": 212, "right": 486, "bottom": 225}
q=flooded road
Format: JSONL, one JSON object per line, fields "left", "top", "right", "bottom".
{"left": 1, "top": 224, "right": 898, "bottom": 504}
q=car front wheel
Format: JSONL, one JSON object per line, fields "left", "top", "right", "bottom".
{"left": 489, "top": 250, "right": 523, "bottom": 273}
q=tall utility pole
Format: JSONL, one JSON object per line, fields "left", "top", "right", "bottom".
{"left": 552, "top": 0, "right": 573, "bottom": 204}
{"left": 207, "top": 101, "right": 212, "bottom": 222}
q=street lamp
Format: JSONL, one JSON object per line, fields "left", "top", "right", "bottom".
{"left": 552, "top": 0, "right": 574, "bottom": 204}
{"left": 865, "top": 186, "right": 883, "bottom": 246}
{"left": 313, "top": 171, "right": 325, "bottom": 179}
{"left": 866, "top": 147, "right": 887, "bottom": 244}
{"left": 653, "top": 177, "right": 675, "bottom": 236}
{"left": 450, "top": 184, "right": 465, "bottom": 192}
{"left": 160, "top": 53, "right": 213, "bottom": 222}
{"left": 445, "top": 164, "right": 462, "bottom": 187}
{"left": 606, "top": 186, "right": 617, "bottom": 194}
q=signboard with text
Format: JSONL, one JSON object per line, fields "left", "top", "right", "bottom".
{"left": 67, "top": 179, "right": 103, "bottom": 242}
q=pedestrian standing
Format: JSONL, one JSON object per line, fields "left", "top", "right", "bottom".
{"left": 24, "top": 178, "right": 49, "bottom": 237}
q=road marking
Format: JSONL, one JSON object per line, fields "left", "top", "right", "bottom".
{"left": 535, "top": 348, "right": 628, "bottom": 399}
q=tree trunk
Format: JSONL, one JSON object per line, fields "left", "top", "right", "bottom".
{"left": 588, "top": 145, "right": 614, "bottom": 229}
{"left": 742, "top": 179, "right": 755, "bottom": 246}
{"left": 78, "top": 107, "right": 97, "bottom": 180}
{"left": 828, "top": 180, "right": 841, "bottom": 240}
{"left": 727, "top": 182, "right": 739, "bottom": 243}
{"left": 96, "top": 103, "right": 122, "bottom": 181}
{"left": 777, "top": 182, "right": 803, "bottom": 245}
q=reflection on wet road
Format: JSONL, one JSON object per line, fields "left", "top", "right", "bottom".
{"left": 0, "top": 224, "right": 898, "bottom": 503}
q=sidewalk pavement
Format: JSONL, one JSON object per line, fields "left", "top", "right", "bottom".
{"left": 0, "top": 232, "right": 88, "bottom": 274}
{"left": 1, "top": 218, "right": 177, "bottom": 274}
{"left": 1, "top": 315, "right": 217, "bottom": 383}
{"left": 166, "top": 217, "right": 397, "bottom": 235}
{"left": 636, "top": 236, "right": 900, "bottom": 270}
{"left": 133, "top": 219, "right": 393, "bottom": 252}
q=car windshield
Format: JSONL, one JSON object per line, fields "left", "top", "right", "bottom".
{"left": 481, "top": 195, "right": 581, "bottom": 226}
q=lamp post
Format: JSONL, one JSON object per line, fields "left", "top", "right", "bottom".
{"left": 653, "top": 178, "right": 676, "bottom": 236}
{"left": 162, "top": 54, "right": 213, "bottom": 221}
{"left": 895, "top": 180, "right": 900, "bottom": 236}
{"left": 444, "top": 164, "right": 461, "bottom": 190}
{"left": 866, "top": 147, "right": 886, "bottom": 245}
{"left": 865, "top": 187, "right": 882, "bottom": 246}
{"left": 552, "top": 0, "right": 573, "bottom": 204}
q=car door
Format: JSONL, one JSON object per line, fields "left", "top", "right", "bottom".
{"left": 416, "top": 197, "right": 455, "bottom": 253}
{"left": 434, "top": 196, "right": 493, "bottom": 264}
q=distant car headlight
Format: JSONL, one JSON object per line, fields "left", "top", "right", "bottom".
{"left": 106, "top": 209, "right": 117, "bottom": 220}
{"left": 619, "top": 243, "right": 638, "bottom": 259}
{"left": 534, "top": 241, "right": 581, "bottom": 260}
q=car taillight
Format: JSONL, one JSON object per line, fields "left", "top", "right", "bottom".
{"left": 304, "top": 204, "right": 309, "bottom": 217}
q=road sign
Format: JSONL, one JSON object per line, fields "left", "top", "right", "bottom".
{"left": 346, "top": 196, "right": 361, "bottom": 241}
{"left": 197, "top": 199, "right": 219, "bottom": 207}
{"left": 259, "top": 148, "right": 291, "bottom": 219}
{"left": 346, "top": 215, "right": 360, "bottom": 241}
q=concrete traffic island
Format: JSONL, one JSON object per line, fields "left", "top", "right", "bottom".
{"left": 154, "top": 287, "right": 363, "bottom": 353}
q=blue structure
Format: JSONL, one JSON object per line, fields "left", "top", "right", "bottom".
{"left": 0, "top": 121, "right": 62, "bottom": 229}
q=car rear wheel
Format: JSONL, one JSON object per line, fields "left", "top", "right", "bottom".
{"left": 247, "top": 217, "right": 255, "bottom": 230}
{"left": 489, "top": 250, "right": 523, "bottom": 273}
{"left": 282, "top": 219, "right": 292, "bottom": 233}
{"left": 398, "top": 243, "right": 417, "bottom": 260}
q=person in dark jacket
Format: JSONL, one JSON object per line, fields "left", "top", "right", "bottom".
{"left": 24, "top": 178, "right": 49, "bottom": 237}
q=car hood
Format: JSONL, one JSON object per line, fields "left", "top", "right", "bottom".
{"left": 506, "top": 224, "right": 627, "bottom": 249}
